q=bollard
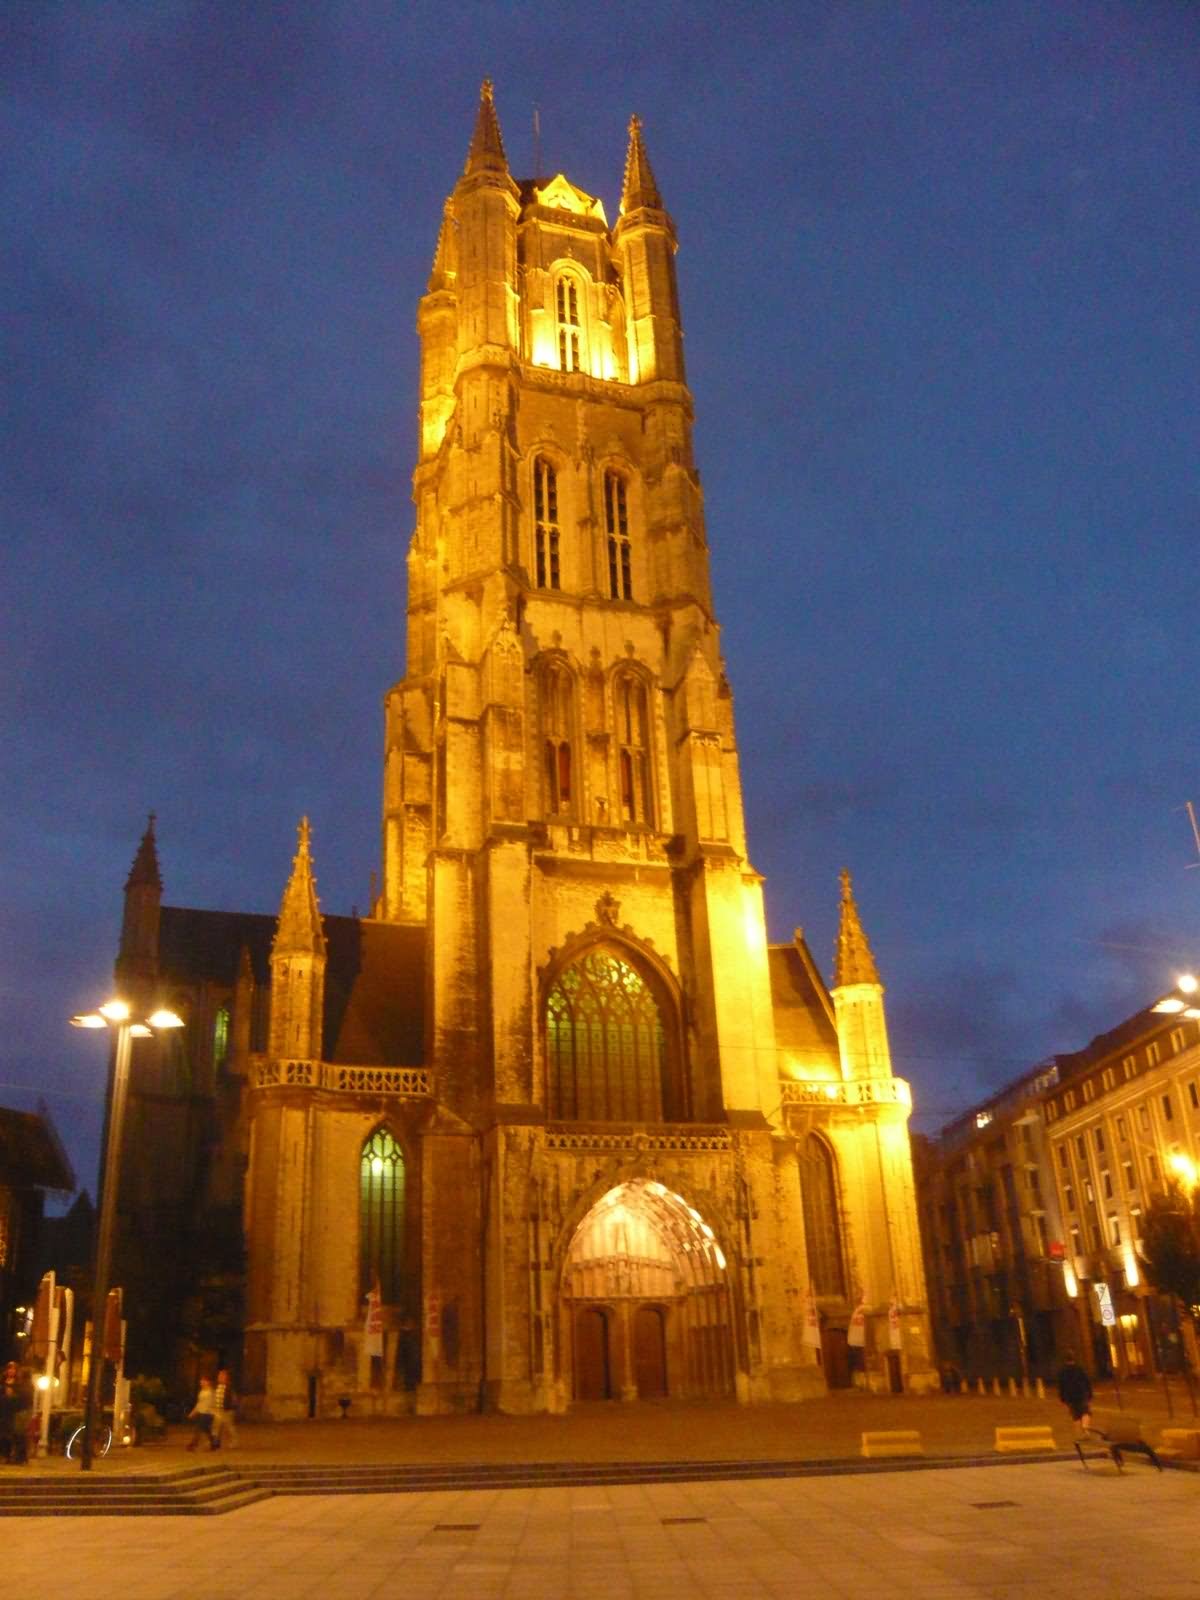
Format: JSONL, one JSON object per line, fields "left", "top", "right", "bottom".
{"left": 862, "top": 1429, "right": 924, "bottom": 1459}
{"left": 1036, "top": 1378, "right": 1045, "bottom": 1400}
{"left": 992, "top": 1378, "right": 1001, "bottom": 1397}
{"left": 977, "top": 1378, "right": 986, "bottom": 1397}
{"left": 1022, "top": 1379, "right": 1031, "bottom": 1399}
{"left": 995, "top": 1424, "right": 1056, "bottom": 1454}
{"left": 959, "top": 1379, "right": 968, "bottom": 1395}
{"left": 1008, "top": 1378, "right": 1018, "bottom": 1398}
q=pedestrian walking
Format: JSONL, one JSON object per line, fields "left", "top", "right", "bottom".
{"left": 212, "top": 1368, "right": 238, "bottom": 1450}
{"left": 185, "top": 1376, "right": 216, "bottom": 1450}
{"left": 1056, "top": 1351, "right": 1093, "bottom": 1434}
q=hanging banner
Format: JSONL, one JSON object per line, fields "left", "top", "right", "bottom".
{"left": 364, "top": 1278, "right": 384, "bottom": 1358}
{"left": 103, "top": 1287, "right": 124, "bottom": 1362}
{"left": 802, "top": 1284, "right": 822, "bottom": 1348}
{"left": 888, "top": 1298, "right": 902, "bottom": 1350}
{"left": 847, "top": 1299, "right": 867, "bottom": 1349}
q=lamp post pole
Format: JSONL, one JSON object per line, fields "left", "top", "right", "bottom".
{"left": 71, "top": 999, "right": 182, "bottom": 1470}
{"left": 80, "top": 1017, "right": 133, "bottom": 1471}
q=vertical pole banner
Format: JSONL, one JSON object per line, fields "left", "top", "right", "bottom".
{"left": 364, "top": 1278, "right": 384, "bottom": 1359}
{"left": 802, "top": 1284, "right": 822, "bottom": 1349}
{"left": 888, "top": 1297, "right": 902, "bottom": 1350}
{"left": 847, "top": 1299, "right": 867, "bottom": 1349}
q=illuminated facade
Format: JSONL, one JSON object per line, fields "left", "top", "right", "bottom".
{"left": 1042, "top": 1003, "right": 1200, "bottom": 1378}
{"left": 111, "top": 83, "right": 933, "bottom": 1414}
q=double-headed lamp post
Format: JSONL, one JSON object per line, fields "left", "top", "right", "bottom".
{"left": 69, "top": 998, "right": 183, "bottom": 1470}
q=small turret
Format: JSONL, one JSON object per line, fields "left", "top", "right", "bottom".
{"left": 463, "top": 76, "right": 509, "bottom": 177}
{"left": 830, "top": 870, "right": 892, "bottom": 1081}
{"left": 268, "top": 818, "right": 327, "bottom": 1063}
{"left": 614, "top": 114, "right": 684, "bottom": 384}
{"left": 116, "top": 813, "right": 161, "bottom": 990}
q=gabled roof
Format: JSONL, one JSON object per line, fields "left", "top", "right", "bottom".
{"left": 0, "top": 1106, "right": 75, "bottom": 1193}
{"left": 159, "top": 906, "right": 276, "bottom": 986}
{"left": 768, "top": 939, "right": 840, "bottom": 1072}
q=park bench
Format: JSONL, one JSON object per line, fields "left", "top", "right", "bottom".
{"left": 1075, "top": 1413, "right": 1162, "bottom": 1473}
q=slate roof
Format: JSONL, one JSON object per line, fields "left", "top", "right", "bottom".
{"left": 158, "top": 907, "right": 426, "bottom": 1067}
{"left": 768, "top": 939, "right": 840, "bottom": 1073}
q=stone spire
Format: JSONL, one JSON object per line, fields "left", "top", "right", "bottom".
{"left": 833, "top": 869, "right": 880, "bottom": 988}
{"left": 125, "top": 812, "right": 162, "bottom": 892}
{"left": 117, "top": 812, "right": 162, "bottom": 987}
{"left": 273, "top": 817, "right": 326, "bottom": 957}
{"left": 463, "top": 77, "right": 508, "bottom": 176}
{"left": 621, "top": 114, "right": 663, "bottom": 213}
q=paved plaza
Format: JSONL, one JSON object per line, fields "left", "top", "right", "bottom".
{"left": 5, "top": 1456, "right": 1197, "bottom": 1599}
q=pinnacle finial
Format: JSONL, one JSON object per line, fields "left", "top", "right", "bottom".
{"left": 274, "top": 815, "right": 325, "bottom": 957}
{"left": 125, "top": 812, "right": 162, "bottom": 892}
{"left": 464, "top": 75, "right": 508, "bottom": 176}
{"left": 621, "top": 112, "right": 663, "bottom": 213}
{"left": 833, "top": 868, "right": 880, "bottom": 987}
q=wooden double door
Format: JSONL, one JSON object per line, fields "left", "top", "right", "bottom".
{"left": 574, "top": 1303, "right": 668, "bottom": 1401}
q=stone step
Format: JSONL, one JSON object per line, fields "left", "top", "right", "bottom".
{"left": 0, "top": 1486, "right": 271, "bottom": 1517}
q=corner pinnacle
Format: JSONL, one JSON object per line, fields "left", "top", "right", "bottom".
{"left": 833, "top": 869, "right": 880, "bottom": 987}
{"left": 621, "top": 113, "right": 663, "bottom": 213}
{"left": 274, "top": 816, "right": 326, "bottom": 957}
{"left": 464, "top": 76, "right": 508, "bottom": 176}
{"left": 125, "top": 812, "right": 162, "bottom": 892}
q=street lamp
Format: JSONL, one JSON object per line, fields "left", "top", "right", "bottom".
{"left": 69, "top": 998, "right": 183, "bottom": 1469}
{"left": 1150, "top": 973, "right": 1200, "bottom": 1018}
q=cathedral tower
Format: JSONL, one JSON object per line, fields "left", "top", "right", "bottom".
{"left": 205, "top": 82, "right": 936, "bottom": 1415}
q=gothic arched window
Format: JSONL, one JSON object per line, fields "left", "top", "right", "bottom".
{"left": 543, "top": 661, "right": 574, "bottom": 815}
{"left": 212, "top": 1006, "right": 230, "bottom": 1069}
{"left": 360, "top": 1128, "right": 407, "bottom": 1304}
{"left": 555, "top": 276, "right": 581, "bottom": 372}
{"left": 546, "top": 950, "right": 680, "bottom": 1121}
{"left": 605, "top": 471, "right": 632, "bottom": 600}
{"left": 614, "top": 673, "right": 651, "bottom": 825}
{"left": 534, "top": 457, "right": 560, "bottom": 589}
{"left": 799, "top": 1134, "right": 846, "bottom": 1297}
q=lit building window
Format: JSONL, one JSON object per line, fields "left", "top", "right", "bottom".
{"left": 605, "top": 472, "right": 632, "bottom": 600}
{"left": 213, "top": 1006, "right": 230, "bottom": 1068}
{"left": 546, "top": 950, "right": 677, "bottom": 1121}
{"left": 542, "top": 662, "right": 574, "bottom": 816}
{"left": 614, "top": 673, "right": 651, "bottom": 825}
{"left": 534, "top": 458, "right": 560, "bottom": 590}
{"left": 556, "top": 276, "right": 581, "bottom": 371}
{"left": 359, "top": 1129, "right": 407, "bottom": 1304}
{"left": 799, "top": 1134, "right": 846, "bottom": 1296}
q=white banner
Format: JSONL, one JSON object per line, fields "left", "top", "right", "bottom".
{"left": 888, "top": 1298, "right": 902, "bottom": 1350}
{"left": 847, "top": 1300, "right": 867, "bottom": 1349}
{"left": 802, "top": 1284, "right": 822, "bottom": 1348}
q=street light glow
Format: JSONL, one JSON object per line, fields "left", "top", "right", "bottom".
{"left": 70, "top": 1013, "right": 108, "bottom": 1029}
{"left": 147, "top": 1009, "right": 184, "bottom": 1029}
{"left": 98, "top": 999, "right": 131, "bottom": 1022}
{"left": 1178, "top": 973, "right": 1198, "bottom": 994}
{"left": 1152, "top": 997, "right": 1185, "bottom": 1014}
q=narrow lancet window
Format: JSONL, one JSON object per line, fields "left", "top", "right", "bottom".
{"left": 543, "top": 662, "right": 574, "bottom": 815}
{"left": 534, "top": 458, "right": 560, "bottom": 589}
{"left": 615, "top": 674, "right": 651, "bottom": 824}
{"left": 360, "top": 1129, "right": 407, "bottom": 1304}
{"left": 799, "top": 1134, "right": 846, "bottom": 1297}
{"left": 556, "top": 277, "right": 581, "bottom": 371}
{"left": 605, "top": 472, "right": 632, "bottom": 600}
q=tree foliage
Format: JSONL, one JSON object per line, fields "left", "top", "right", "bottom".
{"left": 1140, "top": 1182, "right": 1200, "bottom": 1320}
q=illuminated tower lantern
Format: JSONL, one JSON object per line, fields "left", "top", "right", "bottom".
{"left": 114, "top": 82, "right": 934, "bottom": 1414}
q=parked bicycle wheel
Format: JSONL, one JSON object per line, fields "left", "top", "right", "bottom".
{"left": 65, "top": 1422, "right": 112, "bottom": 1460}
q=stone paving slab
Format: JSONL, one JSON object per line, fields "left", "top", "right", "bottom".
{"left": 4, "top": 1458, "right": 1196, "bottom": 1599}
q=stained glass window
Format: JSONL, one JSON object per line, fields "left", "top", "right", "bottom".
{"left": 547, "top": 951, "right": 676, "bottom": 1121}
{"left": 360, "top": 1129, "right": 407, "bottom": 1303}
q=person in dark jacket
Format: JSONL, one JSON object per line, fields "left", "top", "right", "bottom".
{"left": 1057, "top": 1352, "right": 1093, "bottom": 1434}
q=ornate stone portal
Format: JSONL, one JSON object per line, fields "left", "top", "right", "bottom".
{"left": 112, "top": 82, "right": 934, "bottom": 1415}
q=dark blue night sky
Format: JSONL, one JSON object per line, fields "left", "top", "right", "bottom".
{"left": 5, "top": 1, "right": 1199, "bottom": 1197}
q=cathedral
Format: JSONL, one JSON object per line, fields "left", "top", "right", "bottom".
{"left": 111, "top": 82, "right": 933, "bottom": 1416}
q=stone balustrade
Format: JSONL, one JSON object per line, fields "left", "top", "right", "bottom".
{"left": 250, "top": 1057, "right": 432, "bottom": 1098}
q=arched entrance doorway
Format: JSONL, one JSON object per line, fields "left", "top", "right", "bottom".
{"left": 562, "top": 1180, "right": 736, "bottom": 1401}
